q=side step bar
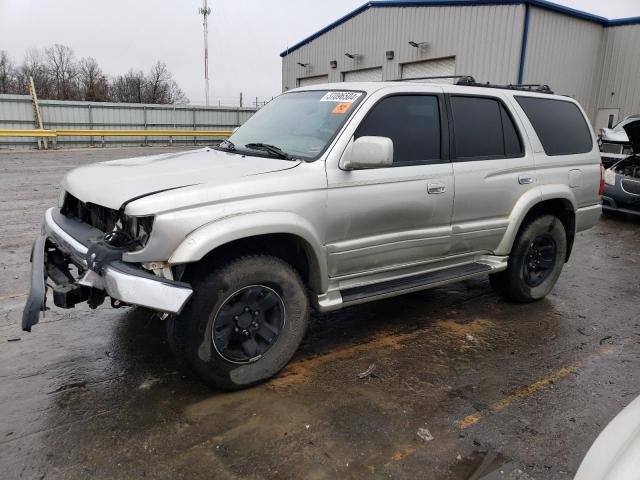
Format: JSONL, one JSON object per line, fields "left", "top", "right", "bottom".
{"left": 341, "top": 262, "right": 492, "bottom": 304}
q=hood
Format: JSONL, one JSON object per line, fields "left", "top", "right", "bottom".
{"left": 600, "top": 128, "right": 628, "bottom": 144}
{"left": 623, "top": 119, "right": 640, "bottom": 154}
{"left": 62, "top": 148, "right": 300, "bottom": 210}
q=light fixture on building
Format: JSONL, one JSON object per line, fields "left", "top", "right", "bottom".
{"left": 297, "top": 62, "right": 309, "bottom": 68}
{"left": 330, "top": 60, "right": 338, "bottom": 69}
{"left": 344, "top": 52, "right": 357, "bottom": 59}
{"left": 408, "top": 41, "right": 429, "bottom": 49}
{"left": 386, "top": 50, "right": 395, "bottom": 60}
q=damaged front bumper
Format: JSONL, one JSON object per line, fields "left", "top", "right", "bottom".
{"left": 22, "top": 208, "right": 193, "bottom": 332}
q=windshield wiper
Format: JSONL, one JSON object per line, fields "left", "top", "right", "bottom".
{"left": 244, "top": 143, "right": 294, "bottom": 160}
{"left": 216, "top": 139, "right": 237, "bottom": 151}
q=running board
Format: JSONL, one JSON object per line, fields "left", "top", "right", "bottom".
{"left": 340, "top": 262, "right": 492, "bottom": 304}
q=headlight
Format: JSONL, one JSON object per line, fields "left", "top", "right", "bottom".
{"left": 123, "top": 215, "right": 155, "bottom": 248}
{"left": 604, "top": 168, "right": 616, "bottom": 186}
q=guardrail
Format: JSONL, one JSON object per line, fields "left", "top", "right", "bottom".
{"left": 0, "top": 129, "right": 233, "bottom": 148}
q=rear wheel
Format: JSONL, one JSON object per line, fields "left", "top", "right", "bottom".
{"left": 490, "top": 214, "right": 567, "bottom": 303}
{"left": 167, "top": 255, "right": 309, "bottom": 390}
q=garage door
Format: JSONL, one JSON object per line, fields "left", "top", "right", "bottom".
{"left": 298, "top": 75, "right": 329, "bottom": 87}
{"left": 401, "top": 57, "right": 456, "bottom": 83}
{"left": 342, "top": 67, "right": 383, "bottom": 82}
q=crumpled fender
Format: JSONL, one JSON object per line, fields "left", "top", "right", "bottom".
{"left": 168, "top": 211, "right": 328, "bottom": 292}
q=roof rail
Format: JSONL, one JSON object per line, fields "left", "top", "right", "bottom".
{"left": 393, "top": 75, "right": 477, "bottom": 83}
{"left": 455, "top": 77, "right": 555, "bottom": 94}
{"left": 393, "top": 75, "right": 555, "bottom": 94}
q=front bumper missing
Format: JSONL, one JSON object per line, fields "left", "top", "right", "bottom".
{"left": 22, "top": 207, "right": 193, "bottom": 332}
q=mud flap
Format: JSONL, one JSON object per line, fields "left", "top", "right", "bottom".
{"left": 22, "top": 235, "right": 47, "bottom": 332}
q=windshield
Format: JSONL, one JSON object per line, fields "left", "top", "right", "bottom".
{"left": 226, "top": 90, "right": 365, "bottom": 160}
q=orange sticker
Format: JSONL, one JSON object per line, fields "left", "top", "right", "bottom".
{"left": 332, "top": 102, "right": 352, "bottom": 114}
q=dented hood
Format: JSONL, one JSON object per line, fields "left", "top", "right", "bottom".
{"left": 623, "top": 119, "right": 640, "bottom": 154}
{"left": 62, "top": 148, "right": 300, "bottom": 210}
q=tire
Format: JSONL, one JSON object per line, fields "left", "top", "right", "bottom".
{"left": 167, "top": 255, "right": 309, "bottom": 390}
{"left": 490, "top": 214, "right": 567, "bottom": 303}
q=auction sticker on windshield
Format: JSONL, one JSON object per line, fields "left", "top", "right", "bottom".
{"left": 320, "top": 92, "right": 362, "bottom": 103}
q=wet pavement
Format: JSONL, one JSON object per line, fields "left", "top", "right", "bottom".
{"left": 1, "top": 147, "right": 639, "bottom": 480}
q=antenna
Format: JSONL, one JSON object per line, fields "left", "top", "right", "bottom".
{"left": 199, "top": 0, "right": 212, "bottom": 105}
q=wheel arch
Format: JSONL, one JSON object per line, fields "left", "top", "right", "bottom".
{"left": 169, "top": 212, "right": 327, "bottom": 293}
{"left": 496, "top": 187, "right": 577, "bottom": 262}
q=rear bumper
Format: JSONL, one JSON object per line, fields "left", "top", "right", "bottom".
{"left": 575, "top": 204, "right": 602, "bottom": 232}
{"left": 22, "top": 208, "right": 193, "bottom": 332}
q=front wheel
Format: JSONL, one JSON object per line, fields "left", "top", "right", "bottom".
{"left": 167, "top": 255, "right": 309, "bottom": 390}
{"left": 490, "top": 214, "right": 567, "bottom": 303}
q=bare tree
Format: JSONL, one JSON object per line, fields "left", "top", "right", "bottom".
{"left": 78, "top": 57, "right": 109, "bottom": 101}
{"left": 45, "top": 44, "right": 78, "bottom": 100}
{"left": 144, "top": 61, "right": 189, "bottom": 104}
{"left": 0, "top": 51, "right": 17, "bottom": 94}
{"left": 15, "top": 48, "right": 51, "bottom": 97}
{"left": 111, "top": 69, "right": 146, "bottom": 103}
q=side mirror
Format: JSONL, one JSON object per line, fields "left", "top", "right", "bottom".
{"left": 341, "top": 136, "right": 394, "bottom": 170}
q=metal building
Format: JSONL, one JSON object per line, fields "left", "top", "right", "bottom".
{"left": 280, "top": 0, "right": 640, "bottom": 130}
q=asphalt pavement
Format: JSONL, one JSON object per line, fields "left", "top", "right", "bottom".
{"left": 1, "top": 147, "right": 639, "bottom": 479}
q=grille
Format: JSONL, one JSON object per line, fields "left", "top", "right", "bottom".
{"left": 61, "top": 193, "right": 119, "bottom": 232}
{"left": 621, "top": 178, "right": 640, "bottom": 196}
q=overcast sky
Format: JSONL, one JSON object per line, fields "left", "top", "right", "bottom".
{"left": 1, "top": 0, "right": 639, "bottom": 106}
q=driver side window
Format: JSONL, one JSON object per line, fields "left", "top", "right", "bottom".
{"left": 354, "top": 95, "right": 442, "bottom": 165}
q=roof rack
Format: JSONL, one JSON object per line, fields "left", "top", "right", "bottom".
{"left": 395, "top": 75, "right": 554, "bottom": 94}
{"left": 393, "top": 75, "right": 474, "bottom": 83}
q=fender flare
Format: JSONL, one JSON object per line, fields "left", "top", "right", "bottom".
{"left": 168, "top": 211, "right": 328, "bottom": 292}
{"left": 494, "top": 185, "right": 577, "bottom": 256}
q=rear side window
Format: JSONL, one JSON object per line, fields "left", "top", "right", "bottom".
{"left": 515, "top": 96, "right": 593, "bottom": 156}
{"left": 355, "top": 95, "right": 441, "bottom": 164}
{"left": 450, "top": 96, "right": 523, "bottom": 160}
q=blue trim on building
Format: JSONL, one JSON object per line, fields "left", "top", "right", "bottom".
{"left": 517, "top": 2, "right": 530, "bottom": 84}
{"left": 280, "top": 0, "right": 640, "bottom": 57}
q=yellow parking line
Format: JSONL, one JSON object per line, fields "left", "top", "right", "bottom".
{"left": 456, "top": 345, "right": 617, "bottom": 429}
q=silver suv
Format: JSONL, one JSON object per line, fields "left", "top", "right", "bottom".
{"left": 23, "top": 81, "right": 603, "bottom": 390}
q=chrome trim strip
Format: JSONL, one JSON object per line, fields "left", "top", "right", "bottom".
{"left": 103, "top": 266, "right": 193, "bottom": 314}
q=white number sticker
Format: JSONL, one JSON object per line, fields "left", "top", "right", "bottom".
{"left": 320, "top": 91, "right": 362, "bottom": 103}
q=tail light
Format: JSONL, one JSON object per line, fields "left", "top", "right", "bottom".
{"left": 598, "top": 163, "right": 605, "bottom": 196}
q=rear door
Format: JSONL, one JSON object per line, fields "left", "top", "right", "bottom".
{"left": 443, "top": 88, "right": 536, "bottom": 254}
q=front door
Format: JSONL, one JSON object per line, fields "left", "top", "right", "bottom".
{"left": 325, "top": 91, "right": 454, "bottom": 277}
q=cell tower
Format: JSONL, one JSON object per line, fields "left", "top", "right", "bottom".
{"left": 199, "top": 0, "right": 211, "bottom": 106}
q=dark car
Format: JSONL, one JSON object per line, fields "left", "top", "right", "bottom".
{"left": 603, "top": 119, "right": 640, "bottom": 216}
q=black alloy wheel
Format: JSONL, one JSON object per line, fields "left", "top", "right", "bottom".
{"left": 522, "top": 233, "right": 557, "bottom": 287}
{"left": 212, "top": 285, "right": 285, "bottom": 363}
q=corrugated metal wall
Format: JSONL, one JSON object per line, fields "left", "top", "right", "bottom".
{"left": 0, "top": 94, "right": 257, "bottom": 149}
{"left": 522, "top": 6, "right": 605, "bottom": 120}
{"left": 282, "top": 4, "right": 525, "bottom": 90}
{"left": 597, "top": 25, "right": 640, "bottom": 121}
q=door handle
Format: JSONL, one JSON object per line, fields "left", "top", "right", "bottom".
{"left": 518, "top": 175, "right": 535, "bottom": 185}
{"left": 427, "top": 182, "right": 446, "bottom": 194}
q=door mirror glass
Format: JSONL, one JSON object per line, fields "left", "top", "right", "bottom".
{"left": 341, "top": 136, "right": 394, "bottom": 170}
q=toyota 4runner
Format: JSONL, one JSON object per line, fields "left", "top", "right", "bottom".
{"left": 23, "top": 80, "right": 603, "bottom": 390}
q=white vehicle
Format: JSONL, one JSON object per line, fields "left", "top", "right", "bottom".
{"left": 575, "top": 395, "right": 640, "bottom": 480}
